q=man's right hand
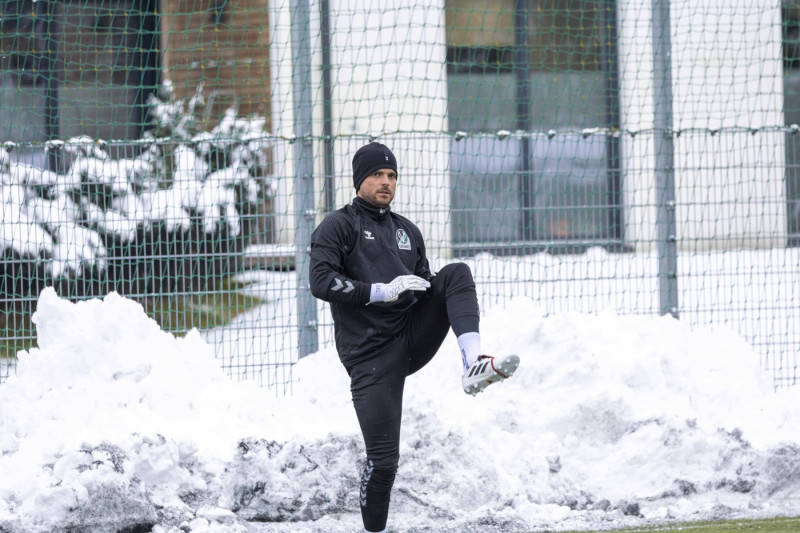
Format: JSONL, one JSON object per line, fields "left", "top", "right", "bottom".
{"left": 370, "top": 275, "right": 431, "bottom": 303}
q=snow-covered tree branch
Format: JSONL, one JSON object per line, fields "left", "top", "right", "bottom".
{"left": 0, "top": 82, "right": 276, "bottom": 294}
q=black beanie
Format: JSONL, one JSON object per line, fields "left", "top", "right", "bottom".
{"left": 352, "top": 142, "right": 397, "bottom": 191}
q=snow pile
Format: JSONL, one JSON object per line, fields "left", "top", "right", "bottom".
{"left": 1, "top": 289, "right": 800, "bottom": 532}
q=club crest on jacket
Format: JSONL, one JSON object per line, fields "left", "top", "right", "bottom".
{"left": 396, "top": 229, "right": 411, "bottom": 250}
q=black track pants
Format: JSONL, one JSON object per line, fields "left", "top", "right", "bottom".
{"left": 344, "top": 263, "right": 478, "bottom": 532}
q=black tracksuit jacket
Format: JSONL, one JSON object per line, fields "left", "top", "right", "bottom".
{"left": 309, "top": 197, "right": 433, "bottom": 363}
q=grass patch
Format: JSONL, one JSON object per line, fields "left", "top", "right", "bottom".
{"left": 0, "top": 308, "right": 36, "bottom": 360}
{"left": 557, "top": 516, "right": 800, "bottom": 533}
{"left": 141, "top": 277, "right": 265, "bottom": 335}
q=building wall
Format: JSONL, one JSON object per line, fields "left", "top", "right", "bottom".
{"left": 618, "top": 0, "right": 786, "bottom": 251}
{"left": 4, "top": 1, "right": 785, "bottom": 253}
{"left": 270, "top": 0, "right": 787, "bottom": 253}
{"left": 161, "top": 0, "right": 272, "bottom": 129}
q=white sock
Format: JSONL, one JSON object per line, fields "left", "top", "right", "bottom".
{"left": 457, "top": 331, "right": 481, "bottom": 371}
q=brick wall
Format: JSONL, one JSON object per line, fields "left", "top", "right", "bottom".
{"left": 161, "top": 0, "right": 271, "bottom": 131}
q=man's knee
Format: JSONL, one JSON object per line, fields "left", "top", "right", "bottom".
{"left": 438, "top": 261, "right": 473, "bottom": 279}
{"left": 368, "top": 462, "right": 398, "bottom": 493}
{"left": 434, "top": 262, "right": 475, "bottom": 291}
{"left": 360, "top": 455, "right": 399, "bottom": 505}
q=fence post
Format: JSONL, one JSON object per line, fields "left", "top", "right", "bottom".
{"left": 319, "top": 0, "right": 336, "bottom": 214}
{"left": 514, "top": 0, "right": 533, "bottom": 241}
{"left": 651, "top": 0, "right": 679, "bottom": 318}
{"left": 40, "top": 0, "right": 60, "bottom": 172}
{"left": 291, "top": 0, "right": 318, "bottom": 357}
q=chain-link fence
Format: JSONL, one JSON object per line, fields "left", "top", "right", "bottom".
{"left": 1, "top": 0, "right": 799, "bottom": 391}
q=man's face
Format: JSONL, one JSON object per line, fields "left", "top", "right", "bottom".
{"left": 357, "top": 168, "right": 397, "bottom": 208}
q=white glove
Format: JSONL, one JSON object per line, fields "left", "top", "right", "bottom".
{"left": 370, "top": 275, "right": 431, "bottom": 303}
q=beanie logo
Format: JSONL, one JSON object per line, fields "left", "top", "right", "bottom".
{"left": 396, "top": 229, "right": 411, "bottom": 250}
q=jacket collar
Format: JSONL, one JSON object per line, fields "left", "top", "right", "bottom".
{"left": 352, "top": 197, "right": 391, "bottom": 220}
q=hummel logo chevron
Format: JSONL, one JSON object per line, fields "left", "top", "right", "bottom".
{"left": 331, "top": 279, "right": 354, "bottom": 293}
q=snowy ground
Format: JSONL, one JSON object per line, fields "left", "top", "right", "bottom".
{"left": 2, "top": 256, "right": 800, "bottom": 532}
